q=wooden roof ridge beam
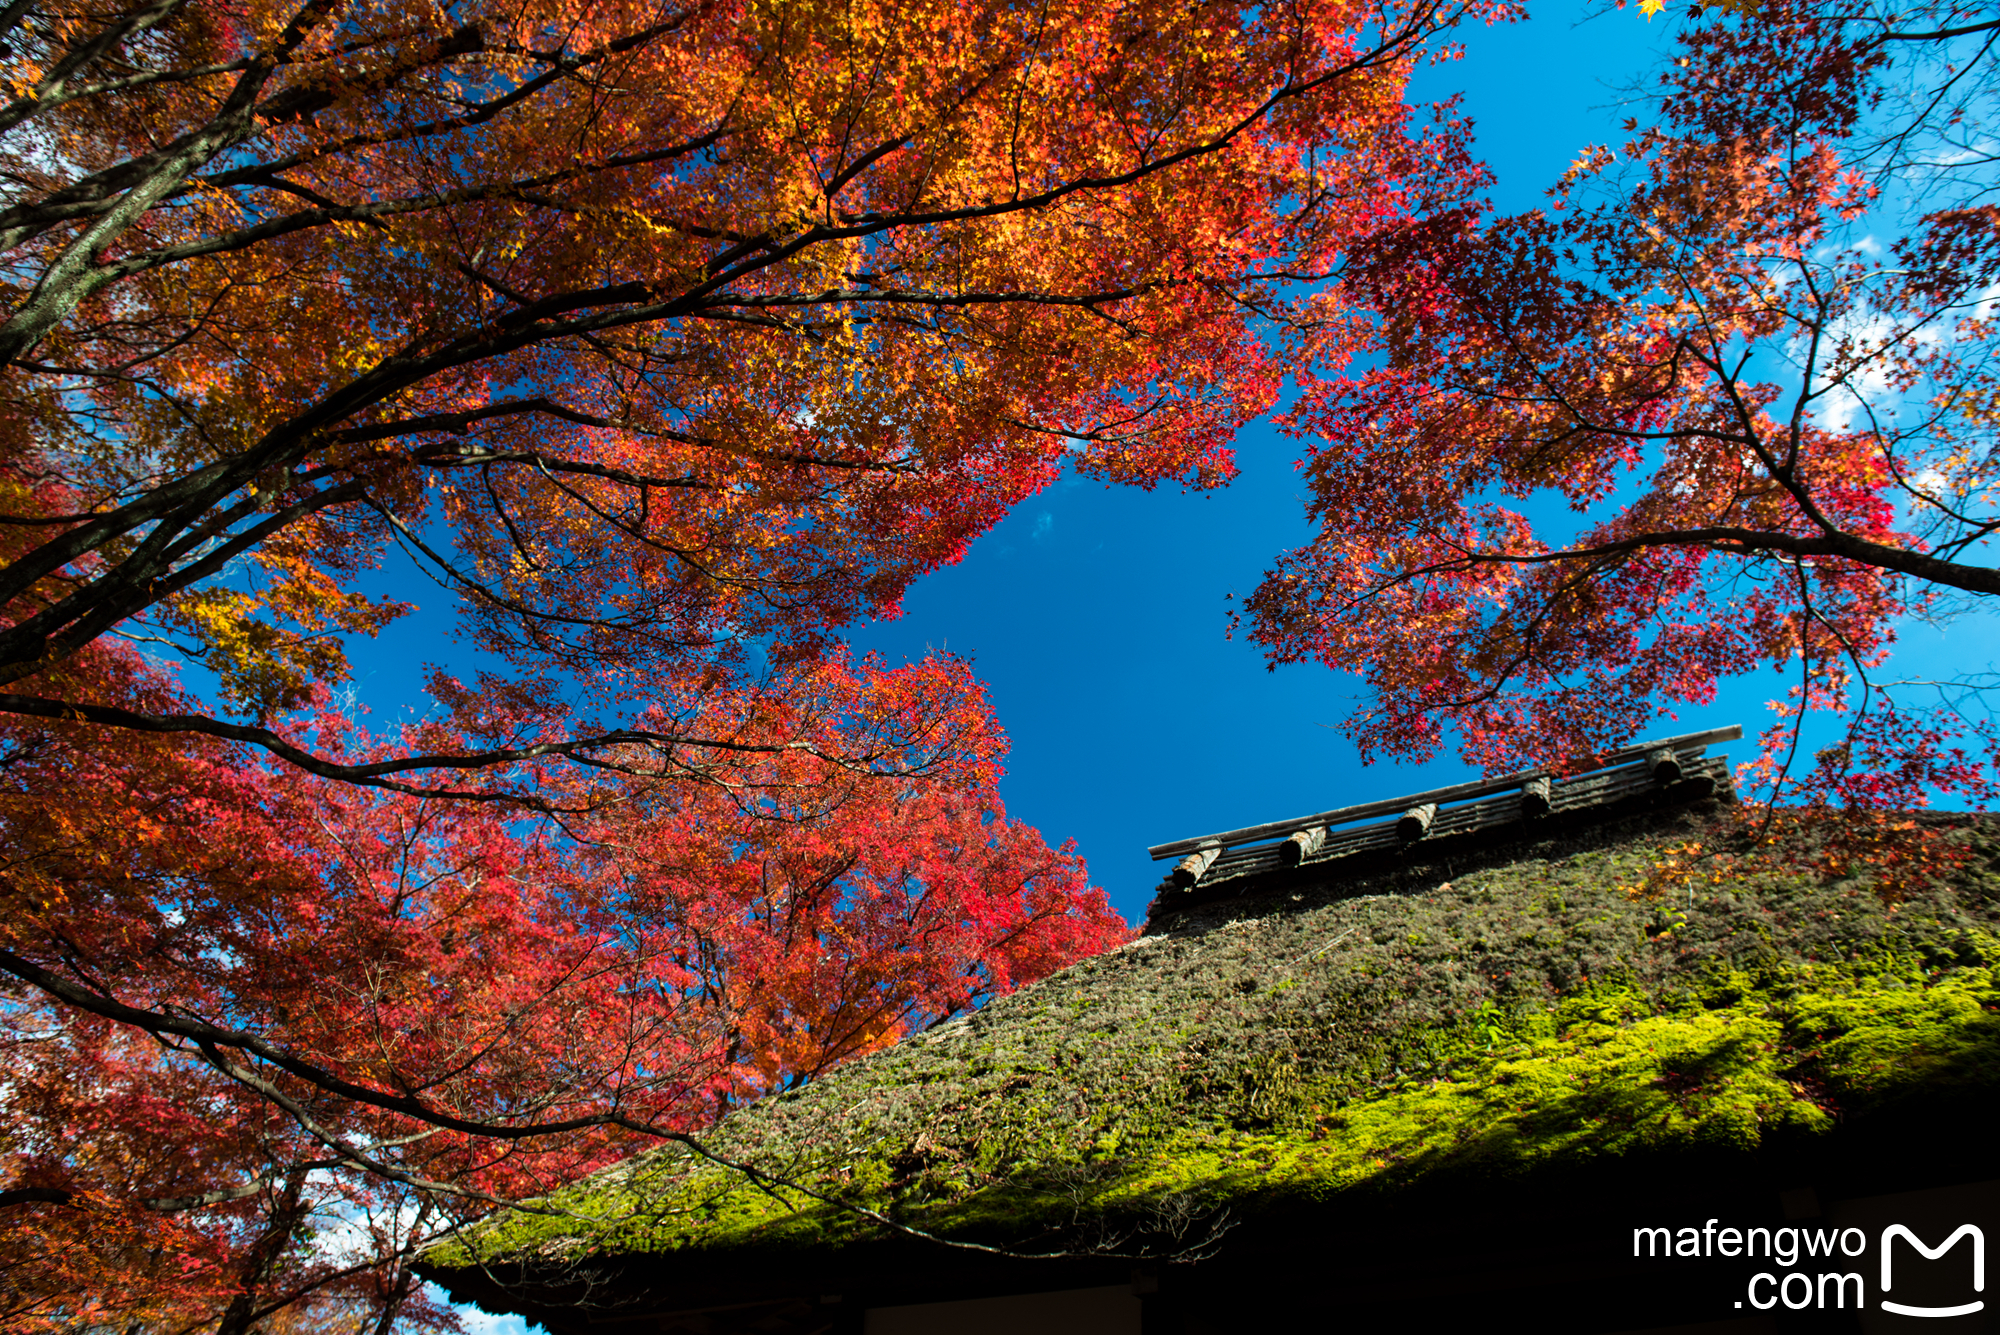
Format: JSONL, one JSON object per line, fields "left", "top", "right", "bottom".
{"left": 1522, "top": 775, "right": 1552, "bottom": 818}
{"left": 1278, "top": 825, "right": 1325, "bottom": 866}
{"left": 1171, "top": 844, "right": 1221, "bottom": 889}
{"left": 1145, "top": 724, "right": 1742, "bottom": 860}
{"left": 1190, "top": 754, "right": 1732, "bottom": 890}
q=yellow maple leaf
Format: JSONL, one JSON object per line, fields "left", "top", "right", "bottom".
{"left": 1639, "top": 0, "right": 1666, "bottom": 15}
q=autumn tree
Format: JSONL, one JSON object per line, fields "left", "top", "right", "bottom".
{"left": 1244, "top": 0, "right": 2000, "bottom": 821}
{"left": 0, "top": 0, "right": 1486, "bottom": 789}
{"left": 0, "top": 0, "right": 1501, "bottom": 1323}
{"left": 3, "top": 642, "right": 1125, "bottom": 1330}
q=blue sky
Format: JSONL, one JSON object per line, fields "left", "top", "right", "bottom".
{"left": 847, "top": 3, "right": 1725, "bottom": 927}
{"left": 838, "top": 5, "right": 2000, "bottom": 928}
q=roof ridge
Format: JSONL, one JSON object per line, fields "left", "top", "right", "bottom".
{"left": 1147, "top": 725, "right": 1742, "bottom": 862}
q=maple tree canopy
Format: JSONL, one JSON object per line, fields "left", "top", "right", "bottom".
{"left": 0, "top": 0, "right": 1499, "bottom": 1326}
{"left": 0, "top": 0, "right": 1487, "bottom": 798}
{"left": 1245, "top": 0, "right": 2000, "bottom": 816}
{"left": 5, "top": 679, "right": 1127, "bottom": 1329}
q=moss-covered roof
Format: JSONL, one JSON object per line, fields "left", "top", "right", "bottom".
{"left": 421, "top": 789, "right": 2000, "bottom": 1330}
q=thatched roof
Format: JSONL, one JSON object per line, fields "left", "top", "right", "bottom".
{"left": 420, "top": 734, "right": 2000, "bottom": 1333}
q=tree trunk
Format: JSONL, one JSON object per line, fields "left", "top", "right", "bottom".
{"left": 214, "top": 1171, "right": 309, "bottom": 1335}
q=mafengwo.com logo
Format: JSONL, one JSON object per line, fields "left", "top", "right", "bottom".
{"left": 1633, "top": 1219, "right": 1984, "bottom": 1318}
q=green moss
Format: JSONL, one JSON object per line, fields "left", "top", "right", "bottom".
{"left": 441, "top": 959, "right": 2000, "bottom": 1270}
{"left": 1795, "top": 966, "right": 2000, "bottom": 1100}
{"left": 1129, "top": 961, "right": 1999, "bottom": 1207}
{"left": 432, "top": 812, "right": 2000, "bottom": 1271}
